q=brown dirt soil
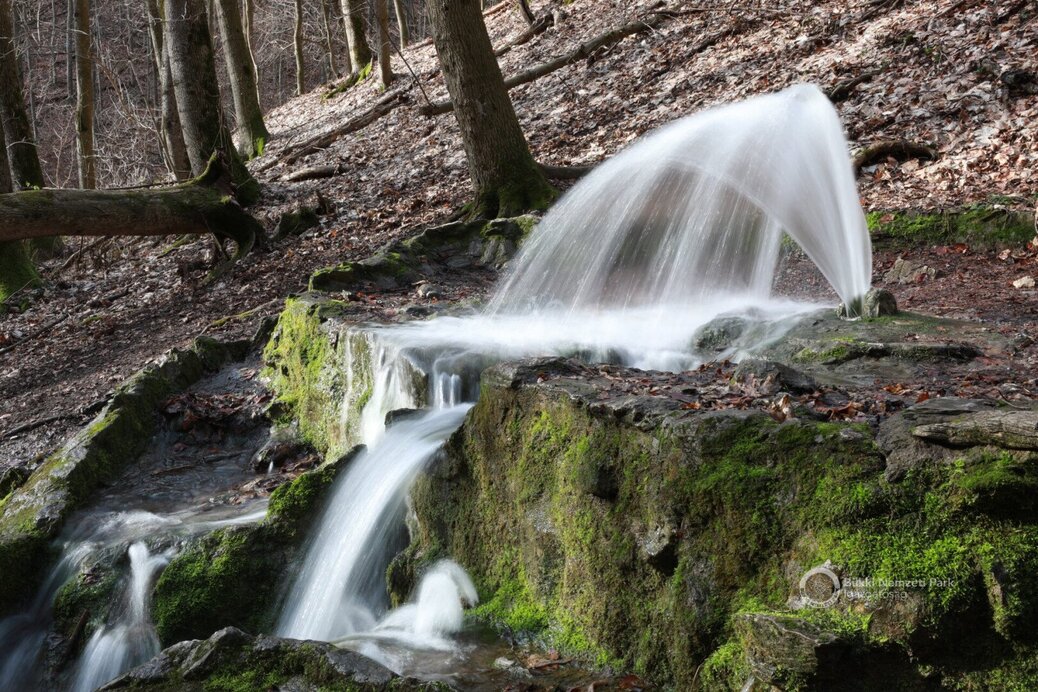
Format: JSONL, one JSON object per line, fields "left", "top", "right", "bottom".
{"left": 1, "top": 0, "right": 1036, "bottom": 470}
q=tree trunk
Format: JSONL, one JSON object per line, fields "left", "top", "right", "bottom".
{"left": 374, "top": 0, "right": 393, "bottom": 89}
{"left": 214, "top": 0, "right": 269, "bottom": 157}
{"left": 145, "top": 0, "right": 192, "bottom": 180}
{"left": 320, "top": 0, "right": 339, "bottom": 78}
{"left": 74, "top": 0, "right": 96, "bottom": 189}
{"left": 516, "top": 0, "right": 534, "bottom": 25}
{"left": 340, "top": 0, "right": 372, "bottom": 70}
{"left": 163, "top": 0, "right": 258, "bottom": 204}
{"left": 293, "top": 0, "right": 305, "bottom": 95}
{"left": 425, "top": 0, "right": 554, "bottom": 217}
{"left": 392, "top": 0, "right": 408, "bottom": 49}
{"left": 0, "top": 120, "right": 37, "bottom": 301}
{"left": 0, "top": 159, "right": 260, "bottom": 256}
{"left": 0, "top": 0, "right": 45, "bottom": 190}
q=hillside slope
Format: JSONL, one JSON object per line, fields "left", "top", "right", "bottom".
{"left": 0, "top": 0, "right": 1035, "bottom": 469}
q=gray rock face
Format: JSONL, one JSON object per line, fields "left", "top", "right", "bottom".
{"left": 100, "top": 627, "right": 421, "bottom": 691}
{"left": 884, "top": 257, "right": 937, "bottom": 285}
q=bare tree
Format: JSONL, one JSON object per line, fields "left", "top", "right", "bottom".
{"left": 215, "top": 0, "right": 270, "bottom": 156}
{"left": 0, "top": 122, "right": 38, "bottom": 301}
{"left": 0, "top": 0, "right": 45, "bottom": 190}
{"left": 393, "top": 0, "right": 408, "bottom": 49}
{"left": 340, "top": 0, "right": 371, "bottom": 71}
{"left": 293, "top": 0, "right": 305, "bottom": 95}
{"left": 163, "top": 0, "right": 258, "bottom": 202}
{"left": 374, "top": 0, "right": 393, "bottom": 89}
{"left": 74, "top": 0, "right": 96, "bottom": 188}
{"left": 425, "top": 0, "right": 554, "bottom": 217}
{"left": 146, "top": 0, "right": 192, "bottom": 180}
{"left": 320, "top": 0, "right": 339, "bottom": 78}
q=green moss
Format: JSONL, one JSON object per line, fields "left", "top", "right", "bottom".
{"left": 0, "top": 240, "right": 39, "bottom": 302}
{"left": 699, "top": 639, "right": 750, "bottom": 691}
{"left": 866, "top": 207, "right": 1035, "bottom": 247}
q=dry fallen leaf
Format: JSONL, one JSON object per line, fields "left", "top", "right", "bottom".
{"left": 1012, "top": 276, "right": 1035, "bottom": 289}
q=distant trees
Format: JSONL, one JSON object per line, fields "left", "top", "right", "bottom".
{"left": 426, "top": 0, "right": 555, "bottom": 217}
{"left": 145, "top": 0, "right": 192, "bottom": 180}
{"left": 374, "top": 0, "right": 394, "bottom": 89}
{"left": 0, "top": 0, "right": 45, "bottom": 191}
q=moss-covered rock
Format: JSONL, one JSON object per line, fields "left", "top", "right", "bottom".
{"left": 262, "top": 295, "right": 426, "bottom": 458}
{"left": 308, "top": 215, "right": 536, "bottom": 292}
{"left": 101, "top": 626, "right": 441, "bottom": 691}
{"left": 0, "top": 337, "right": 249, "bottom": 617}
{"left": 399, "top": 358, "right": 1038, "bottom": 689}
{"left": 866, "top": 206, "right": 1035, "bottom": 247}
{"left": 151, "top": 447, "right": 360, "bottom": 645}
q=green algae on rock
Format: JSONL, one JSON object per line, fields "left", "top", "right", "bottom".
{"left": 0, "top": 336, "right": 249, "bottom": 617}
{"left": 394, "top": 357, "right": 1038, "bottom": 690}
{"left": 151, "top": 446, "right": 361, "bottom": 645}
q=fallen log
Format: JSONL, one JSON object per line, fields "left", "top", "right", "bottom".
{"left": 853, "top": 140, "right": 937, "bottom": 174}
{"left": 421, "top": 12, "right": 671, "bottom": 116}
{"left": 265, "top": 90, "right": 405, "bottom": 169}
{"left": 0, "top": 158, "right": 261, "bottom": 257}
{"left": 912, "top": 410, "right": 1038, "bottom": 450}
{"left": 539, "top": 162, "right": 596, "bottom": 179}
{"left": 827, "top": 69, "right": 882, "bottom": 103}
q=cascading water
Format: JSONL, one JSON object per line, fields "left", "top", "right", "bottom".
{"left": 0, "top": 83, "right": 875, "bottom": 688}
{"left": 273, "top": 84, "right": 875, "bottom": 677}
{"left": 71, "top": 542, "right": 168, "bottom": 692}
{"left": 488, "top": 82, "right": 872, "bottom": 316}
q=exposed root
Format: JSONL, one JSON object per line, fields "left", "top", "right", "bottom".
{"left": 854, "top": 140, "right": 938, "bottom": 174}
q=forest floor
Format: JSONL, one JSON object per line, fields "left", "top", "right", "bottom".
{"left": 1, "top": 0, "right": 1036, "bottom": 471}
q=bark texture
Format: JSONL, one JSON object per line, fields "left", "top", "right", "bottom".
{"left": 0, "top": 123, "right": 37, "bottom": 300}
{"left": 426, "top": 0, "right": 554, "bottom": 217}
{"left": 320, "top": 0, "right": 340, "bottom": 78}
{"left": 163, "top": 0, "right": 258, "bottom": 203}
{"left": 145, "top": 0, "right": 192, "bottom": 180}
{"left": 0, "top": 0, "right": 45, "bottom": 190}
{"left": 74, "top": 0, "right": 96, "bottom": 188}
{"left": 340, "top": 0, "right": 372, "bottom": 69}
{"left": 215, "top": 0, "right": 269, "bottom": 157}
{"left": 0, "top": 160, "right": 260, "bottom": 256}
{"left": 375, "top": 0, "right": 394, "bottom": 89}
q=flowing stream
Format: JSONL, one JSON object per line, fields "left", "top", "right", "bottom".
{"left": 0, "top": 83, "right": 873, "bottom": 689}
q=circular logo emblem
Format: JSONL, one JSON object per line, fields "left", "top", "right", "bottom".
{"left": 799, "top": 565, "right": 841, "bottom": 607}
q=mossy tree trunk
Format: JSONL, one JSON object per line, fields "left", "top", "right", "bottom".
{"left": 374, "top": 0, "right": 393, "bottom": 89}
{"left": 214, "top": 0, "right": 270, "bottom": 158}
{"left": 0, "top": 124, "right": 37, "bottom": 301}
{"left": 74, "top": 0, "right": 96, "bottom": 189}
{"left": 0, "top": 159, "right": 261, "bottom": 256}
{"left": 145, "top": 0, "right": 192, "bottom": 180}
{"left": 426, "top": 0, "right": 555, "bottom": 218}
{"left": 339, "top": 0, "right": 372, "bottom": 71}
{"left": 163, "top": 0, "right": 259, "bottom": 204}
{"left": 0, "top": 0, "right": 44, "bottom": 191}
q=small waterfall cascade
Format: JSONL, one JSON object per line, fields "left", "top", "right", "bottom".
{"left": 276, "top": 404, "right": 472, "bottom": 641}
{"left": 71, "top": 542, "right": 168, "bottom": 692}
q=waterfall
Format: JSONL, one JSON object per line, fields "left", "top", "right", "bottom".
{"left": 71, "top": 543, "right": 168, "bottom": 692}
{"left": 488, "top": 83, "right": 872, "bottom": 316}
{"left": 276, "top": 405, "right": 473, "bottom": 641}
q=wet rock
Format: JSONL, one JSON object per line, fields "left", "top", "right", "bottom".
{"left": 101, "top": 627, "right": 419, "bottom": 690}
{"left": 883, "top": 257, "right": 937, "bottom": 285}
{"left": 416, "top": 282, "right": 443, "bottom": 299}
{"left": 0, "top": 466, "right": 28, "bottom": 498}
{"left": 837, "top": 287, "right": 898, "bottom": 318}
{"left": 736, "top": 613, "right": 839, "bottom": 687}
{"left": 385, "top": 408, "right": 422, "bottom": 426}
{"left": 877, "top": 397, "right": 996, "bottom": 481}
{"left": 250, "top": 424, "right": 313, "bottom": 472}
{"left": 693, "top": 315, "right": 750, "bottom": 352}
{"left": 734, "top": 359, "right": 819, "bottom": 394}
